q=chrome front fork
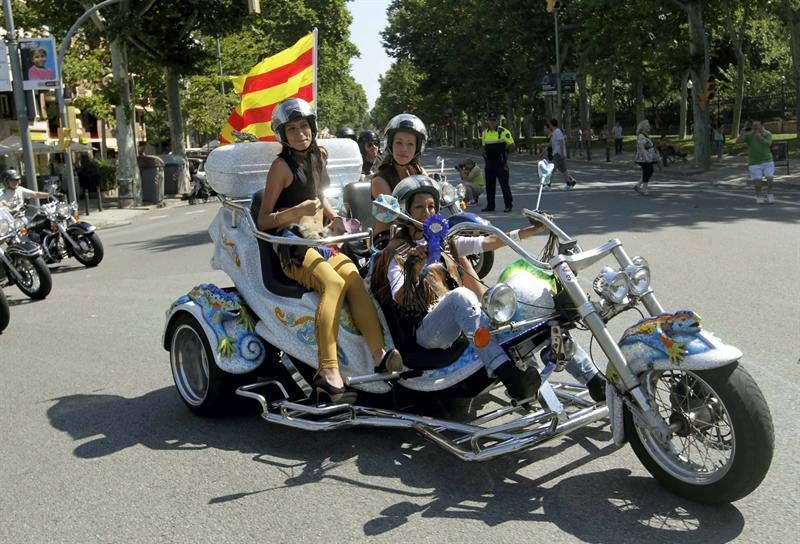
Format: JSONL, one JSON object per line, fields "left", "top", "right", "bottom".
{"left": 552, "top": 248, "right": 670, "bottom": 440}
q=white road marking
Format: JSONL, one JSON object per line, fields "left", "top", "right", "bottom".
{"left": 184, "top": 210, "right": 207, "bottom": 215}
{"left": 702, "top": 188, "right": 799, "bottom": 206}
{"left": 150, "top": 215, "right": 168, "bottom": 219}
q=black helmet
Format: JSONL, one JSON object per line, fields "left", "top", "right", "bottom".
{"left": 1, "top": 168, "right": 22, "bottom": 184}
{"left": 271, "top": 98, "right": 317, "bottom": 144}
{"left": 392, "top": 174, "right": 440, "bottom": 214}
{"left": 383, "top": 113, "right": 427, "bottom": 156}
{"left": 357, "top": 130, "right": 379, "bottom": 146}
{"left": 487, "top": 112, "right": 498, "bottom": 121}
{"left": 336, "top": 127, "right": 357, "bottom": 141}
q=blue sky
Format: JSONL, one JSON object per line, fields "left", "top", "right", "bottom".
{"left": 346, "top": 0, "right": 393, "bottom": 110}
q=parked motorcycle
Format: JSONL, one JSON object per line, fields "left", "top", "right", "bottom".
{"left": 188, "top": 159, "right": 215, "bottom": 205}
{"left": 0, "top": 286, "right": 9, "bottom": 333}
{"left": 0, "top": 207, "right": 52, "bottom": 299}
{"left": 25, "top": 195, "right": 104, "bottom": 267}
{"left": 163, "top": 150, "right": 773, "bottom": 505}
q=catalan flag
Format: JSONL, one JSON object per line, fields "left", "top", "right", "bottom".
{"left": 219, "top": 31, "right": 317, "bottom": 143}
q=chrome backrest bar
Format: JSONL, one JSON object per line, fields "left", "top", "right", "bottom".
{"left": 221, "top": 196, "right": 371, "bottom": 247}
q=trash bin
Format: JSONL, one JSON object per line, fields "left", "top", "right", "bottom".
{"left": 137, "top": 154, "right": 164, "bottom": 204}
{"left": 158, "top": 154, "right": 187, "bottom": 195}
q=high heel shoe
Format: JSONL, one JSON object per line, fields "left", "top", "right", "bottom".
{"left": 312, "top": 374, "right": 357, "bottom": 405}
{"left": 376, "top": 348, "right": 403, "bottom": 373}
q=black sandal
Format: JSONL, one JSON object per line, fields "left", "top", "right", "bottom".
{"left": 376, "top": 348, "right": 403, "bottom": 373}
{"left": 312, "top": 374, "right": 357, "bottom": 405}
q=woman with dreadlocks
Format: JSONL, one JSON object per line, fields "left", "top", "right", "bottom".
{"left": 257, "top": 98, "right": 401, "bottom": 404}
{"left": 370, "top": 175, "right": 550, "bottom": 401}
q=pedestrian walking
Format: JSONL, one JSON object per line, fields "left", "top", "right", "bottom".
{"left": 543, "top": 119, "right": 577, "bottom": 189}
{"left": 736, "top": 120, "right": 775, "bottom": 205}
{"left": 633, "top": 119, "right": 657, "bottom": 196}
{"left": 613, "top": 121, "right": 623, "bottom": 154}
{"left": 574, "top": 127, "right": 583, "bottom": 158}
{"left": 582, "top": 126, "right": 594, "bottom": 161}
{"left": 480, "top": 112, "right": 515, "bottom": 212}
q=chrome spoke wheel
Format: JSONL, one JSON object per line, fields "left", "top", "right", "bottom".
{"left": 14, "top": 258, "right": 39, "bottom": 291}
{"left": 171, "top": 324, "right": 210, "bottom": 406}
{"left": 636, "top": 369, "right": 735, "bottom": 485}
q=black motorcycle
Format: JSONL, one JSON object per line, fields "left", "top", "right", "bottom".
{"left": 0, "top": 207, "right": 52, "bottom": 299}
{"left": 26, "top": 197, "right": 104, "bottom": 267}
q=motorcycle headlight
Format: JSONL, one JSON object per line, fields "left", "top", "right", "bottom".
{"left": 456, "top": 183, "right": 466, "bottom": 199}
{"left": 482, "top": 283, "right": 517, "bottom": 324}
{"left": 593, "top": 266, "right": 629, "bottom": 304}
{"left": 13, "top": 217, "right": 27, "bottom": 230}
{"left": 56, "top": 202, "right": 71, "bottom": 218}
{"left": 322, "top": 187, "right": 344, "bottom": 213}
{"left": 625, "top": 256, "right": 651, "bottom": 296}
{"left": 440, "top": 182, "right": 456, "bottom": 206}
{"left": 70, "top": 202, "right": 78, "bottom": 215}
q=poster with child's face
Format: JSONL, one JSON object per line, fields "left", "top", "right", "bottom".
{"left": 19, "top": 37, "right": 60, "bottom": 91}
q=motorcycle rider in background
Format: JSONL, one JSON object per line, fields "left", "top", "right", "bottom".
{"left": 0, "top": 169, "right": 49, "bottom": 212}
{"left": 357, "top": 130, "right": 381, "bottom": 180}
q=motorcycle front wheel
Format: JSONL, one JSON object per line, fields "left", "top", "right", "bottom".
{"left": 625, "top": 361, "right": 773, "bottom": 504}
{"left": 468, "top": 250, "right": 494, "bottom": 279}
{"left": 12, "top": 256, "right": 52, "bottom": 299}
{"left": 71, "top": 231, "right": 104, "bottom": 267}
{"left": 0, "top": 288, "right": 9, "bottom": 333}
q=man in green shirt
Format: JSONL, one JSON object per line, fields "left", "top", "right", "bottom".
{"left": 736, "top": 120, "right": 775, "bottom": 205}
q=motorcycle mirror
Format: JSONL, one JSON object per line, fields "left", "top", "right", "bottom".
{"left": 371, "top": 195, "right": 423, "bottom": 228}
{"left": 535, "top": 159, "right": 555, "bottom": 211}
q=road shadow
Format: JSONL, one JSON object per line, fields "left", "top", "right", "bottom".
{"left": 48, "top": 263, "right": 86, "bottom": 275}
{"left": 117, "top": 229, "right": 212, "bottom": 253}
{"left": 5, "top": 294, "right": 39, "bottom": 307}
{"left": 47, "top": 387, "right": 744, "bottom": 542}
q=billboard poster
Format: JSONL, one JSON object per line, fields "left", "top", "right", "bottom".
{"left": 19, "top": 37, "right": 61, "bottom": 91}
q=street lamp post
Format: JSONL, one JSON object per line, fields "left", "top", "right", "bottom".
{"left": 2, "top": 0, "right": 39, "bottom": 193}
{"left": 55, "top": 0, "right": 125, "bottom": 205}
{"left": 554, "top": 8, "right": 562, "bottom": 127}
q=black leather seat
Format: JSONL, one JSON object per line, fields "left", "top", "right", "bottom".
{"left": 379, "top": 299, "right": 468, "bottom": 371}
{"left": 249, "top": 189, "right": 310, "bottom": 299}
{"left": 343, "top": 181, "right": 375, "bottom": 228}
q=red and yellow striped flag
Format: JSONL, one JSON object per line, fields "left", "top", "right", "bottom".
{"left": 219, "top": 32, "right": 316, "bottom": 143}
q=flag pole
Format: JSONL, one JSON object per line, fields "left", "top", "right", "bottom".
{"left": 312, "top": 28, "right": 318, "bottom": 114}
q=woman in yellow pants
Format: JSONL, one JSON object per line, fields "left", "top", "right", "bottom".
{"left": 257, "top": 98, "right": 401, "bottom": 404}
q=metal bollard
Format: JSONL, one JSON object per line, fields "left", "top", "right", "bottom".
{"left": 83, "top": 190, "right": 90, "bottom": 216}
{"left": 96, "top": 188, "right": 103, "bottom": 212}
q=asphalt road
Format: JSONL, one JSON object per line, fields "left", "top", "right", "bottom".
{"left": 2, "top": 150, "right": 799, "bottom": 543}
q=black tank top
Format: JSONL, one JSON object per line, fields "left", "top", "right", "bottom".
{"left": 272, "top": 147, "right": 320, "bottom": 213}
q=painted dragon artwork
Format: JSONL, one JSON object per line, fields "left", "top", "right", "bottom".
{"left": 171, "top": 284, "right": 266, "bottom": 373}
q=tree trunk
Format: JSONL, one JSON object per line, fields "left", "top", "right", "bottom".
{"left": 578, "top": 72, "right": 590, "bottom": 129}
{"left": 99, "top": 118, "right": 107, "bottom": 160}
{"left": 786, "top": 1, "right": 800, "bottom": 137}
{"left": 605, "top": 74, "right": 615, "bottom": 135}
{"left": 110, "top": 37, "right": 142, "bottom": 206}
{"left": 728, "top": 1, "right": 750, "bottom": 137}
{"left": 682, "top": 0, "right": 712, "bottom": 170}
{"left": 166, "top": 66, "right": 191, "bottom": 194}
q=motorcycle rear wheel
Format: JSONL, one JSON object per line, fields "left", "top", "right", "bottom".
{"left": 0, "top": 288, "right": 9, "bottom": 333}
{"left": 71, "top": 231, "right": 104, "bottom": 267}
{"left": 626, "top": 361, "right": 773, "bottom": 504}
{"left": 12, "top": 256, "right": 52, "bottom": 299}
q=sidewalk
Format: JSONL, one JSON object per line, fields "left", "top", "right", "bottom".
{"left": 73, "top": 195, "right": 188, "bottom": 230}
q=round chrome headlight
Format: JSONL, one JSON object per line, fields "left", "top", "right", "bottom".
{"left": 456, "top": 183, "right": 466, "bottom": 199}
{"left": 593, "top": 266, "right": 629, "bottom": 304}
{"left": 482, "top": 283, "right": 517, "bottom": 324}
{"left": 625, "top": 256, "right": 651, "bottom": 296}
{"left": 56, "top": 202, "right": 71, "bottom": 218}
{"left": 440, "top": 182, "right": 456, "bottom": 205}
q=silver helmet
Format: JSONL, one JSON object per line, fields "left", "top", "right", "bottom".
{"left": 271, "top": 98, "right": 317, "bottom": 144}
{"left": 383, "top": 113, "right": 427, "bottom": 156}
{"left": 392, "top": 174, "right": 440, "bottom": 213}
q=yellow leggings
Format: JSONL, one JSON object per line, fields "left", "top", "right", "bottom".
{"left": 284, "top": 249, "right": 385, "bottom": 370}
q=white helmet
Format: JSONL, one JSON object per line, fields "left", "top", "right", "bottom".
{"left": 383, "top": 113, "right": 427, "bottom": 156}
{"left": 392, "top": 174, "right": 440, "bottom": 213}
{"left": 271, "top": 98, "right": 317, "bottom": 144}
